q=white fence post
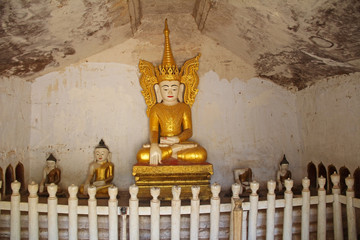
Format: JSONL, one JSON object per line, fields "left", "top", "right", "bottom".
{"left": 266, "top": 180, "right": 276, "bottom": 240}
{"left": 345, "top": 175, "right": 357, "bottom": 240}
{"left": 190, "top": 185, "right": 200, "bottom": 240}
{"left": 88, "top": 186, "right": 98, "bottom": 240}
{"left": 248, "top": 181, "right": 259, "bottom": 240}
{"left": 230, "top": 183, "right": 241, "bottom": 240}
{"left": 301, "top": 177, "right": 310, "bottom": 240}
{"left": 68, "top": 184, "right": 79, "bottom": 240}
{"left": 210, "top": 183, "right": 221, "bottom": 240}
{"left": 10, "top": 180, "right": 21, "bottom": 240}
{"left": 108, "top": 186, "right": 118, "bottom": 240}
{"left": 283, "top": 179, "right": 293, "bottom": 240}
{"left": 242, "top": 210, "right": 248, "bottom": 240}
{"left": 150, "top": 187, "right": 160, "bottom": 240}
{"left": 47, "top": 183, "right": 59, "bottom": 240}
{"left": 317, "top": 176, "right": 326, "bottom": 240}
{"left": 233, "top": 199, "right": 243, "bottom": 240}
{"left": 129, "top": 185, "right": 139, "bottom": 240}
{"left": 28, "top": 181, "right": 39, "bottom": 240}
{"left": 120, "top": 207, "right": 127, "bottom": 240}
{"left": 330, "top": 173, "right": 343, "bottom": 240}
{"left": 171, "top": 185, "right": 181, "bottom": 240}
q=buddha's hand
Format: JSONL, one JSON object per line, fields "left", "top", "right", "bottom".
{"left": 93, "top": 180, "right": 106, "bottom": 187}
{"left": 150, "top": 143, "right": 162, "bottom": 165}
{"left": 83, "top": 183, "right": 89, "bottom": 194}
{"left": 39, "top": 184, "right": 44, "bottom": 193}
{"left": 160, "top": 136, "right": 180, "bottom": 145}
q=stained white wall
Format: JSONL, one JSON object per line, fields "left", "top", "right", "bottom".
{"left": 29, "top": 62, "right": 302, "bottom": 191}
{"left": 0, "top": 76, "right": 31, "bottom": 183}
{"left": 296, "top": 73, "right": 360, "bottom": 176}
{"left": 30, "top": 63, "right": 147, "bottom": 190}
{"left": 195, "top": 72, "right": 302, "bottom": 188}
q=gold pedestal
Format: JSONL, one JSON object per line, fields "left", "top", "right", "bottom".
{"left": 133, "top": 158, "right": 213, "bottom": 200}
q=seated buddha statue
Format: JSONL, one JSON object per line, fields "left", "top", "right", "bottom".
{"left": 39, "top": 153, "right": 62, "bottom": 195}
{"left": 79, "top": 139, "right": 114, "bottom": 196}
{"left": 276, "top": 155, "right": 292, "bottom": 191}
{"left": 136, "top": 19, "right": 207, "bottom": 166}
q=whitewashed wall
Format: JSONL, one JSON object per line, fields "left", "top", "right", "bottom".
{"left": 195, "top": 72, "right": 302, "bottom": 187}
{"left": 29, "top": 63, "right": 302, "bottom": 190}
{"left": 296, "top": 73, "right": 360, "bottom": 175}
{"left": 0, "top": 76, "right": 31, "bottom": 180}
{"left": 30, "top": 63, "right": 148, "bottom": 190}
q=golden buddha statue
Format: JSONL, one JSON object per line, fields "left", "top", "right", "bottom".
{"left": 79, "top": 139, "right": 114, "bottom": 197}
{"left": 136, "top": 19, "right": 207, "bottom": 165}
{"left": 133, "top": 19, "right": 213, "bottom": 200}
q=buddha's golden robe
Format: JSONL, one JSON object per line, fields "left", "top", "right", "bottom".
{"left": 137, "top": 102, "right": 207, "bottom": 163}
{"left": 79, "top": 161, "right": 114, "bottom": 195}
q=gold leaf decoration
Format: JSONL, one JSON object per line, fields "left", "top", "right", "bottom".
{"left": 139, "top": 59, "right": 158, "bottom": 116}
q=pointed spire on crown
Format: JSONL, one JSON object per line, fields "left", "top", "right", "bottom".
{"left": 96, "top": 139, "right": 109, "bottom": 150}
{"left": 156, "top": 19, "right": 180, "bottom": 82}
{"left": 280, "top": 155, "right": 289, "bottom": 165}
{"left": 46, "top": 153, "right": 57, "bottom": 162}
{"left": 162, "top": 19, "right": 176, "bottom": 67}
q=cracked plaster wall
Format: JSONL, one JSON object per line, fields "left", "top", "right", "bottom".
{"left": 296, "top": 73, "right": 360, "bottom": 176}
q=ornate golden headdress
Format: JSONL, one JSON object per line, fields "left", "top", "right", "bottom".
{"left": 139, "top": 19, "right": 201, "bottom": 116}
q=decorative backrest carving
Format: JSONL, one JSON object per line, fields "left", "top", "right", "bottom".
{"left": 307, "top": 162, "right": 317, "bottom": 189}
{"left": 0, "top": 167, "right": 3, "bottom": 196}
{"left": 15, "top": 162, "right": 25, "bottom": 193}
{"left": 339, "top": 166, "right": 350, "bottom": 195}
{"left": 353, "top": 167, "right": 360, "bottom": 198}
{"left": 5, "top": 164, "right": 14, "bottom": 196}
{"left": 318, "top": 162, "right": 327, "bottom": 190}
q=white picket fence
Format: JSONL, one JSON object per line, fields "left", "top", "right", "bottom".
{"left": 0, "top": 173, "right": 359, "bottom": 240}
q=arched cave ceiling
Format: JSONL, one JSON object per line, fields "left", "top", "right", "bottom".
{"left": 1, "top": 0, "right": 359, "bottom": 90}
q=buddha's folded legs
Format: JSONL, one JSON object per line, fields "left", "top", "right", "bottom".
{"left": 177, "top": 146, "right": 207, "bottom": 163}
{"left": 136, "top": 144, "right": 207, "bottom": 163}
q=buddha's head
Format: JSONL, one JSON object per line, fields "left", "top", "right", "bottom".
{"left": 46, "top": 153, "right": 57, "bottom": 169}
{"left": 95, "top": 139, "right": 110, "bottom": 163}
{"left": 279, "top": 155, "right": 289, "bottom": 171}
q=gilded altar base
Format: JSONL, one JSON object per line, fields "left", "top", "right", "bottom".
{"left": 133, "top": 158, "right": 213, "bottom": 200}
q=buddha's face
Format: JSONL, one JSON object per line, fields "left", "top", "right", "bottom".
{"left": 159, "top": 80, "right": 180, "bottom": 106}
{"left": 280, "top": 164, "right": 289, "bottom": 171}
{"left": 46, "top": 160, "right": 56, "bottom": 169}
{"left": 95, "top": 148, "right": 109, "bottom": 163}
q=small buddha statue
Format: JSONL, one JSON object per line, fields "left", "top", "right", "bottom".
{"left": 276, "top": 155, "right": 292, "bottom": 191}
{"left": 39, "top": 153, "right": 61, "bottom": 194}
{"left": 79, "top": 139, "right": 114, "bottom": 196}
{"left": 233, "top": 168, "right": 252, "bottom": 194}
{"left": 136, "top": 19, "right": 207, "bottom": 165}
